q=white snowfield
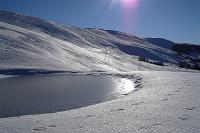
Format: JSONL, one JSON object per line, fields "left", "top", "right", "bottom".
{"left": 0, "top": 10, "right": 187, "bottom": 72}
{"left": 0, "top": 71, "right": 200, "bottom": 133}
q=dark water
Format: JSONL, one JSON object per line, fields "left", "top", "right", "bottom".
{"left": 0, "top": 74, "right": 134, "bottom": 118}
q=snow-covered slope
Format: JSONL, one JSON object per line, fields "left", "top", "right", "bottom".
{"left": 145, "top": 38, "right": 175, "bottom": 50}
{"left": 0, "top": 10, "right": 196, "bottom": 72}
{"left": 172, "top": 43, "right": 200, "bottom": 59}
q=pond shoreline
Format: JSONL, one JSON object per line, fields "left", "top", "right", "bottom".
{"left": 0, "top": 73, "right": 139, "bottom": 118}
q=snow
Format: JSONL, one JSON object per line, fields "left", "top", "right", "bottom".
{"left": 0, "top": 10, "right": 189, "bottom": 72}
{"left": 0, "top": 71, "right": 200, "bottom": 133}
{"left": 0, "top": 10, "right": 200, "bottom": 133}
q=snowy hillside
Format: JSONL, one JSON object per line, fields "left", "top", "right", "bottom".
{"left": 145, "top": 38, "right": 175, "bottom": 50}
{"left": 0, "top": 10, "right": 198, "bottom": 73}
{"left": 146, "top": 38, "right": 200, "bottom": 69}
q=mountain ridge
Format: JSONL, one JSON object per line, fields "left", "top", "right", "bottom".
{"left": 0, "top": 10, "right": 199, "bottom": 73}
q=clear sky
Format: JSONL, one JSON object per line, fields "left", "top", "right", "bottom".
{"left": 0, "top": 0, "right": 199, "bottom": 44}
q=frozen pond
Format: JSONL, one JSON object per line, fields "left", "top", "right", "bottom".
{"left": 0, "top": 74, "right": 135, "bottom": 118}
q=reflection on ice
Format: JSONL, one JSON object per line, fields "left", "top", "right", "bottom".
{"left": 118, "top": 78, "right": 135, "bottom": 94}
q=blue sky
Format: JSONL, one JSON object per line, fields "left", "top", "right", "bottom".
{"left": 0, "top": 0, "right": 199, "bottom": 44}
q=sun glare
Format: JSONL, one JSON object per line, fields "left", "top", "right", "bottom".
{"left": 102, "top": 0, "right": 140, "bottom": 33}
{"left": 123, "top": 0, "right": 139, "bottom": 8}
{"left": 107, "top": 0, "right": 140, "bottom": 9}
{"left": 118, "top": 78, "right": 135, "bottom": 94}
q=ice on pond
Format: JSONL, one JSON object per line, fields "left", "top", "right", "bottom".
{"left": 0, "top": 74, "right": 135, "bottom": 118}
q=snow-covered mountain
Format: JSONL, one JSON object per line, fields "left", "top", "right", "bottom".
{"left": 145, "top": 38, "right": 200, "bottom": 69}
{"left": 145, "top": 38, "right": 175, "bottom": 50}
{"left": 0, "top": 10, "right": 199, "bottom": 73}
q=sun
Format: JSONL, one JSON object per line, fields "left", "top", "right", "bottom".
{"left": 108, "top": 0, "right": 140, "bottom": 9}
{"left": 122, "top": 0, "right": 139, "bottom": 8}
{"left": 102, "top": 0, "right": 140, "bottom": 33}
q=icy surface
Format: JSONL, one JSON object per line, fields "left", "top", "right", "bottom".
{"left": 0, "top": 71, "right": 199, "bottom": 133}
{"left": 0, "top": 74, "right": 14, "bottom": 79}
{"left": 0, "top": 74, "right": 135, "bottom": 118}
